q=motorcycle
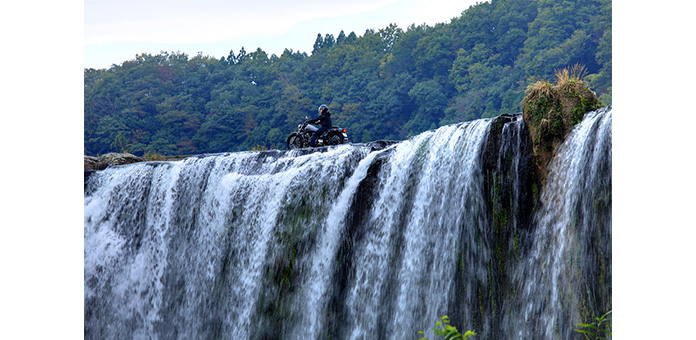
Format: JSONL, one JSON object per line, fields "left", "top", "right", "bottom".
{"left": 286, "top": 119, "right": 349, "bottom": 149}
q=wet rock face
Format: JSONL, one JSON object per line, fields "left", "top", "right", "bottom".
{"left": 84, "top": 153, "right": 143, "bottom": 170}
{"left": 84, "top": 153, "right": 144, "bottom": 187}
{"left": 481, "top": 114, "right": 538, "bottom": 229}
{"left": 522, "top": 80, "right": 600, "bottom": 183}
{"left": 84, "top": 155, "right": 108, "bottom": 171}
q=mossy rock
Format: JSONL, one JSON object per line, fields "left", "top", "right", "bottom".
{"left": 558, "top": 81, "right": 600, "bottom": 125}
{"left": 522, "top": 80, "right": 600, "bottom": 182}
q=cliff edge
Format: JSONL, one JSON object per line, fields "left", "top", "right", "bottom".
{"left": 522, "top": 72, "right": 602, "bottom": 183}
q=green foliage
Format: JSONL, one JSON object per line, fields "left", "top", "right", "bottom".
{"left": 110, "top": 131, "right": 129, "bottom": 153}
{"left": 419, "top": 315, "right": 476, "bottom": 340}
{"left": 143, "top": 150, "right": 166, "bottom": 161}
{"left": 84, "top": 0, "right": 610, "bottom": 156}
{"left": 575, "top": 310, "right": 612, "bottom": 340}
{"left": 251, "top": 144, "right": 269, "bottom": 151}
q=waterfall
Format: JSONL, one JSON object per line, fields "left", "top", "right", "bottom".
{"left": 339, "top": 120, "right": 491, "bottom": 340}
{"left": 84, "top": 109, "right": 611, "bottom": 340}
{"left": 85, "top": 145, "right": 374, "bottom": 339}
{"left": 504, "top": 107, "right": 612, "bottom": 339}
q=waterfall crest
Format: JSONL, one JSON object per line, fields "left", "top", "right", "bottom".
{"left": 85, "top": 109, "right": 611, "bottom": 340}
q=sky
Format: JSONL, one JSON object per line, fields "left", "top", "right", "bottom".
{"left": 85, "top": 0, "right": 483, "bottom": 69}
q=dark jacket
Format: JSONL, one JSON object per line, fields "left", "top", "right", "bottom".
{"left": 308, "top": 110, "right": 332, "bottom": 128}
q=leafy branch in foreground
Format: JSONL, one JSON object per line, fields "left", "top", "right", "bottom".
{"left": 575, "top": 310, "right": 612, "bottom": 340}
{"left": 419, "top": 315, "right": 476, "bottom": 340}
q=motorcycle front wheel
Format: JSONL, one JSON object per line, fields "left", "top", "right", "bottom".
{"left": 286, "top": 133, "right": 304, "bottom": 150}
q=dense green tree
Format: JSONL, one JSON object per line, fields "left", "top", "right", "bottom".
{"left": 412, "top": 24, "right": 457, "bottom": 81}
{"left": 84, "top": 0, "right": 610, "bottom": 155}
{"left": 379, "top": 23, "right": 403, "bottom": 53}
{"left": 336, "top": 30, "right": 347, "bottom": 45}
{"left": 312, "top": 34, "right": 324, "bottom": 54}
{"left": 405, "top": 80, "right": 447, "bottom": 134}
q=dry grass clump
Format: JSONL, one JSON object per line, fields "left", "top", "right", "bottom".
{"left": 526, "top": 64, "right": 589, "bottom": 95}
{"left": 554, "top": 63, "right": 588, "bottom": 86}
{"left": 525, "top": 79, "right": 554, "bottom": 98}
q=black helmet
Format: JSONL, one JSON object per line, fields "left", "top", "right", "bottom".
{"left": 318, "top": 104, "right": 328, "bottom": 113}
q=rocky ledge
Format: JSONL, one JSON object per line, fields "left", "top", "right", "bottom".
{"left": 84, "top": 153, "right": 192, "bottom": 171}
{"left": 83, "top": 141, "right": 402, "bottom": 172}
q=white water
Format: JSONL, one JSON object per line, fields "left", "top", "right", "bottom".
{"left": 85, "top": 109, "right": 611, "bottom": 340}
{"left": 505, "top": 107, "right": 612, "bottom": 339}
{"left": 342, "top": 120, "right": 491, "bottom": 339}
{"left": 289, "top": 148, "right": 391, "bottom": 339}
{"left": 85, "top": 145, "right": 373, "bottom": 339}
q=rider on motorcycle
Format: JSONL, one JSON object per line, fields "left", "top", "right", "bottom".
{"left": 307, "top": 104, "right": 332, "bottom": 147}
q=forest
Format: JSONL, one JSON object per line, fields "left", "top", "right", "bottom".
{"left": 84, "top": 0, "right": 611, "bottom": 156}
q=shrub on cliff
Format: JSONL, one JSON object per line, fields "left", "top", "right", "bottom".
{"left": 522, "top": 64, "right": 602, "bottom": 180}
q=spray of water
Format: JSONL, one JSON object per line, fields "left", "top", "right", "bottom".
{"left": 85, "top": 109, "right": 611, "bottom": 340}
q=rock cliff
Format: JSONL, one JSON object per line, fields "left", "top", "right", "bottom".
{"left": 522, "top": 78, "right": 601, "bottom": 182}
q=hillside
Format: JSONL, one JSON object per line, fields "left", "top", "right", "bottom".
{"left": 84, "top": 0, "right": 611, "bottom": 156}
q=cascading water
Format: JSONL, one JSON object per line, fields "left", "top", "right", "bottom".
{"left": 503, "top": 106, "right": 612, "bottom": 339}
{"left": 84, "top": 108, "right": 611, "bottom": 340}
{"left": 338, "top": 120, "right": 491, "bottom": 340}
{"left": 85, "top": 145, "right": 374, "bottom": 339}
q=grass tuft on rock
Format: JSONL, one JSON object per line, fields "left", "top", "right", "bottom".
{"left": 522, "top": 64, "right": 602, "bottom": 183}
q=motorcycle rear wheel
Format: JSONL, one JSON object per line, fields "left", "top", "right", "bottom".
{"left": 326, "top": 132, "right": 344, "bottom": 146}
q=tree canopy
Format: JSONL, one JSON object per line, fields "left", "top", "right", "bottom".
{"left": 84, "top": 0, "right": 611, "bottom": 156}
